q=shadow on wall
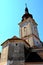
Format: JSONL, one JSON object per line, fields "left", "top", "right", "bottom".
{"left": 4, "top": 60, "right": 13, "bottom": 65}
{"left": 24, "top": 47, "right": 43, "bottom": 62}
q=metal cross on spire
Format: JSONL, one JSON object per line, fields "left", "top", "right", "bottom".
{"left": 25, "top": 3, "right": 28, "bottom": 13}
{"left": 25, "top": 3, "right": 27, "bottom": 8}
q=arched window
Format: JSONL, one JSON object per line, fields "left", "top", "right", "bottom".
{"left": 24, "top": 27, "right": 27, "bottom": 36}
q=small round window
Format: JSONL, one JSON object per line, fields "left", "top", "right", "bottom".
{"left": 16, "top": 43, "right": 18, "bottom": 46}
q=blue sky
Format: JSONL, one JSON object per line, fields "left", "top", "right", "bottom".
{"left": 0, "top": 0, "right": 43, "bottom": 52}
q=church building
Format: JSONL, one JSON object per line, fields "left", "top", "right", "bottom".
{"left": 0, "top": 6, "right": 43, "bottom": 65}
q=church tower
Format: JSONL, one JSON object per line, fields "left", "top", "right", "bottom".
{"left": 19, "top": 6, "right": 42, "bottom": 47}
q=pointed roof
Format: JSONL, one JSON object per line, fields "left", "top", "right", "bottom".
{"left": 1, "top": 36, "right": 30, "bottom": 47}
{"left": 22, "top": 6, "right": 33, "bottom": 21}
{"left": 25, "top": 3, "right": 29, "bottom": 14}
{"left": 8, "top": 36, "right": 21, "bottom": 40}
{"left": 8, "top": 36, "right": 30, "bottom": 46}
{"left": 25, "top": 3, "right": 28, "bottom": 13}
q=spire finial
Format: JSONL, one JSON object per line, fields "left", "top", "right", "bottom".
{"left": 25, "top": 3, "right": 27, "bottom": 8}
{"left": 25, "top": 3, "right": 28, "bottom": 13}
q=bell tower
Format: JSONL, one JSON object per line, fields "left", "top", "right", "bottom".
{"left": 19, "top": 6, "right": 42, "bottom": 47}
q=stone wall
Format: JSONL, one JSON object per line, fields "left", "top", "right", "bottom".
{"left": 25, "top": 62, "right": 43, "bottom": 65}
{"left": 1, "top": 46, "right": 9, "bottom": 62}
{"left": 8, "top": 42, "right": 25, "bottom": 65}
{"left": 20, "top": 19, "right": 32, "bottom": 38}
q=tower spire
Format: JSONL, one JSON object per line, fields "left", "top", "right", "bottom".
{"left": 21, "top": 4, "right": 33, "bottom": 21}
{"left": 25, "top": 3, "right": 29, "bottom": 14}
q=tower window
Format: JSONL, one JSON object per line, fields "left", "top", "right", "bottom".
{"left": 24, "top": 27, "right": 27, "bottom": 36}
{"left": 24, "top": 27, "right": 26, "bottom": 31}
